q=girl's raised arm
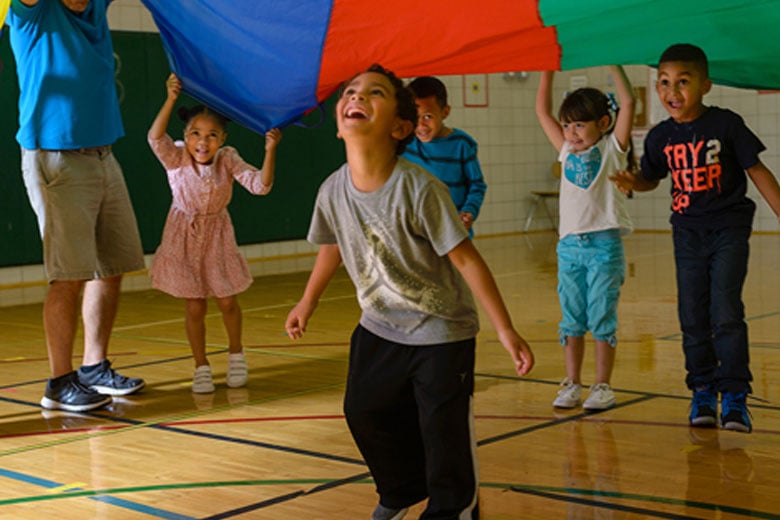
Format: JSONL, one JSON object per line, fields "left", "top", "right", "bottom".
{"left": 609, "top": 65, "right": 636, "bottom": 151}
{"left": 148, "top": 73, "right": 181, "bottom": 140}
{"left": 535, "top": 70, "right": 565, "bottom": 153}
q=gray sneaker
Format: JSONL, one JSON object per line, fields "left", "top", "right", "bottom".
{"left": 41, "top": 371, "right": 112, "bottom": 412}
{"left": 78, "top": 360, "right": 145, "bottom": 396}
{"left": 372, "top": 503, "right": 408, "bottom": 520}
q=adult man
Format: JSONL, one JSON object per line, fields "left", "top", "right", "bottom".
{"left": 7, "top": 0, "right": 146, "bottom": 411}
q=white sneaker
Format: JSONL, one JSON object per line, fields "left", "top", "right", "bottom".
{"left": 583, "top": 383, "right": 616, "bottom": 411}
{"left": 192, "top": 365, "right": 215, "bottom": 394}
{"left": 553, "top": 379, "right": 582, "bottom": 408}
{"left": 226, "top": 353, "right": 248, "bottom": 388}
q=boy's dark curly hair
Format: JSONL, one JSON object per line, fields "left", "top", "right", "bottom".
{"left": 339, "top": 64, "right": 418, "bottom": 154}
{"left": 408, "top": 76, "right": 448, "bottom": 108}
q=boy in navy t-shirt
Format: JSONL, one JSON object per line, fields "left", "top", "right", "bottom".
{"left": 612, "top": 43, "right": 780, "bottom": 433}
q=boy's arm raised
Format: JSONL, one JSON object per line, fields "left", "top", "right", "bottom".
{"left": 447, "top": 240, "right": 534, "bottom": 376}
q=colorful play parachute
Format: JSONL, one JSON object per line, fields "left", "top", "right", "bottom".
{"left": 140, "top": 0, "right": 780, "bottom": 133}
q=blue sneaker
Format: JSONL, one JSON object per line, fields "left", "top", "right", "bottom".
{"left": 689, "top": 385, "right": 717, "bottom": 427}
{"left": 721, "top": 391, "right": 752, "bottom": 433}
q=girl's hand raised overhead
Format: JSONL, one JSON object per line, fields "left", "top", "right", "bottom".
{"left": 166, "top": 73, "right": 182, "bottom": 100}
{"left": 265, "top": 128, "right": 282, "bottom": 150}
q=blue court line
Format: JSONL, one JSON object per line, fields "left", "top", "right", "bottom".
{"left": 0, "top": 468, "right": 195, "bottom": 519}
{"left": 0, "top": 468, "right": 60, "bottom": 489}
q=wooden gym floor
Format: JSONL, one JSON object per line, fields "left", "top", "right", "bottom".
{"left": 0, "top": 231, "right": 778, "bottom": 519}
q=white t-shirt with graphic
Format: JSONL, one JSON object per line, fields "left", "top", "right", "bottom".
{"left": 558, "top": 133, "right": 633, "bottom": 238}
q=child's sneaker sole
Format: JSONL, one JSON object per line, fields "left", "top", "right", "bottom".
{"left": 690, "top": 415, "right": 718, "bottom": 427}
{"left": 722, "top": 419, "right": 751, "bottom": 433}
{"left": 40, "top": 394, "right": 111, "bottom": 412}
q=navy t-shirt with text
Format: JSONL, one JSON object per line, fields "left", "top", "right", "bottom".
{"left": 640, "top": 107, "right": 764, "bottom": 229}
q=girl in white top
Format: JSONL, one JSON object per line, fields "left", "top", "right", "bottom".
{"left": 536, "top": 66, "right": 635, "bottom": 411}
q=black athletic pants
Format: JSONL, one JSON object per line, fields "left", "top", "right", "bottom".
{"left": 344, "top": 325, "right": 479, "bottom": 519}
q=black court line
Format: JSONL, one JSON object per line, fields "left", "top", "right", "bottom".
{"left": 477, "top": 394, "right": 657, "bottom": 446}
{"left": 200, "top": 472, "right": 372, "bottom": 519}
{"left": 149, "top": 422, "right": 365, "bottom": 466}
{"left": 509, "top": 485, "right": 780, "bottom": 520}
{"left": 510, "top": 487, "right": 704, "bottom": 520}
{"left": 0, "top": 351, "right": 224, "bottom": 391}
{"left": 476, "top": 374, "right": 780, "bottom": 410}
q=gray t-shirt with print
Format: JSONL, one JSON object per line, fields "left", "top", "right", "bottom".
{"left": 308, "top": 157, "right": 479, "bottom": 345}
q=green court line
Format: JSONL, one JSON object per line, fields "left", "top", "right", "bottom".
{"left": 1, "top": 478, "right": 775, "bottom": 519}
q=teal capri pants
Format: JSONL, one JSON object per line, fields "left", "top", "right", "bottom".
{"left": 556, "top": 229, "right": 625, "bottom": 346}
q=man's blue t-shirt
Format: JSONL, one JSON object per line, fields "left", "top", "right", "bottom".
{"left": 8, "top": 0, "right": 123, "bottom": 150}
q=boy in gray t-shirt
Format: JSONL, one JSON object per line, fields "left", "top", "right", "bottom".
{"left": 285, "top": 64, "right": 534, "bottom": 520}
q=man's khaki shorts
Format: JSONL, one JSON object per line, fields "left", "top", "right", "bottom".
{"left": 21, "top": 147, "right": 145, "bottom": 281}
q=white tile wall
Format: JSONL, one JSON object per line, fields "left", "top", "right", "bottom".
{"left": 2, "top": 0, "right": 778, "bottom": 306}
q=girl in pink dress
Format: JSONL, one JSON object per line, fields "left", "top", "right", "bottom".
{"left": 148, "top": 73, "right": 282, "bottom": 393}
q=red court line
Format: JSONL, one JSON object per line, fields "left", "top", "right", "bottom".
{"left": 4, "top": 413, "right": 779, "bottom": 441}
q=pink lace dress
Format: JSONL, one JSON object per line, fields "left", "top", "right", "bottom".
{"left": 148, "top": 135, "right": 271, "bottom": 298}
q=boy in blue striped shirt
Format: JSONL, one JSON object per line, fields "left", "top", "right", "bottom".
{"left": 402, "top": 76, "right": 487, "bottom": 237}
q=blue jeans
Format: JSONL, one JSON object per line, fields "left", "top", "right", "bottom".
{"left": 557, "top": 229, "right": 625, "bottom": 345}
{"left": 673, "top": 226, "right": 753, "bottom": 394}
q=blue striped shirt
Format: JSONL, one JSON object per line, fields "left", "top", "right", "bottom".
{"left": 402, "top": 128, "right": 487, "bottom": 220}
